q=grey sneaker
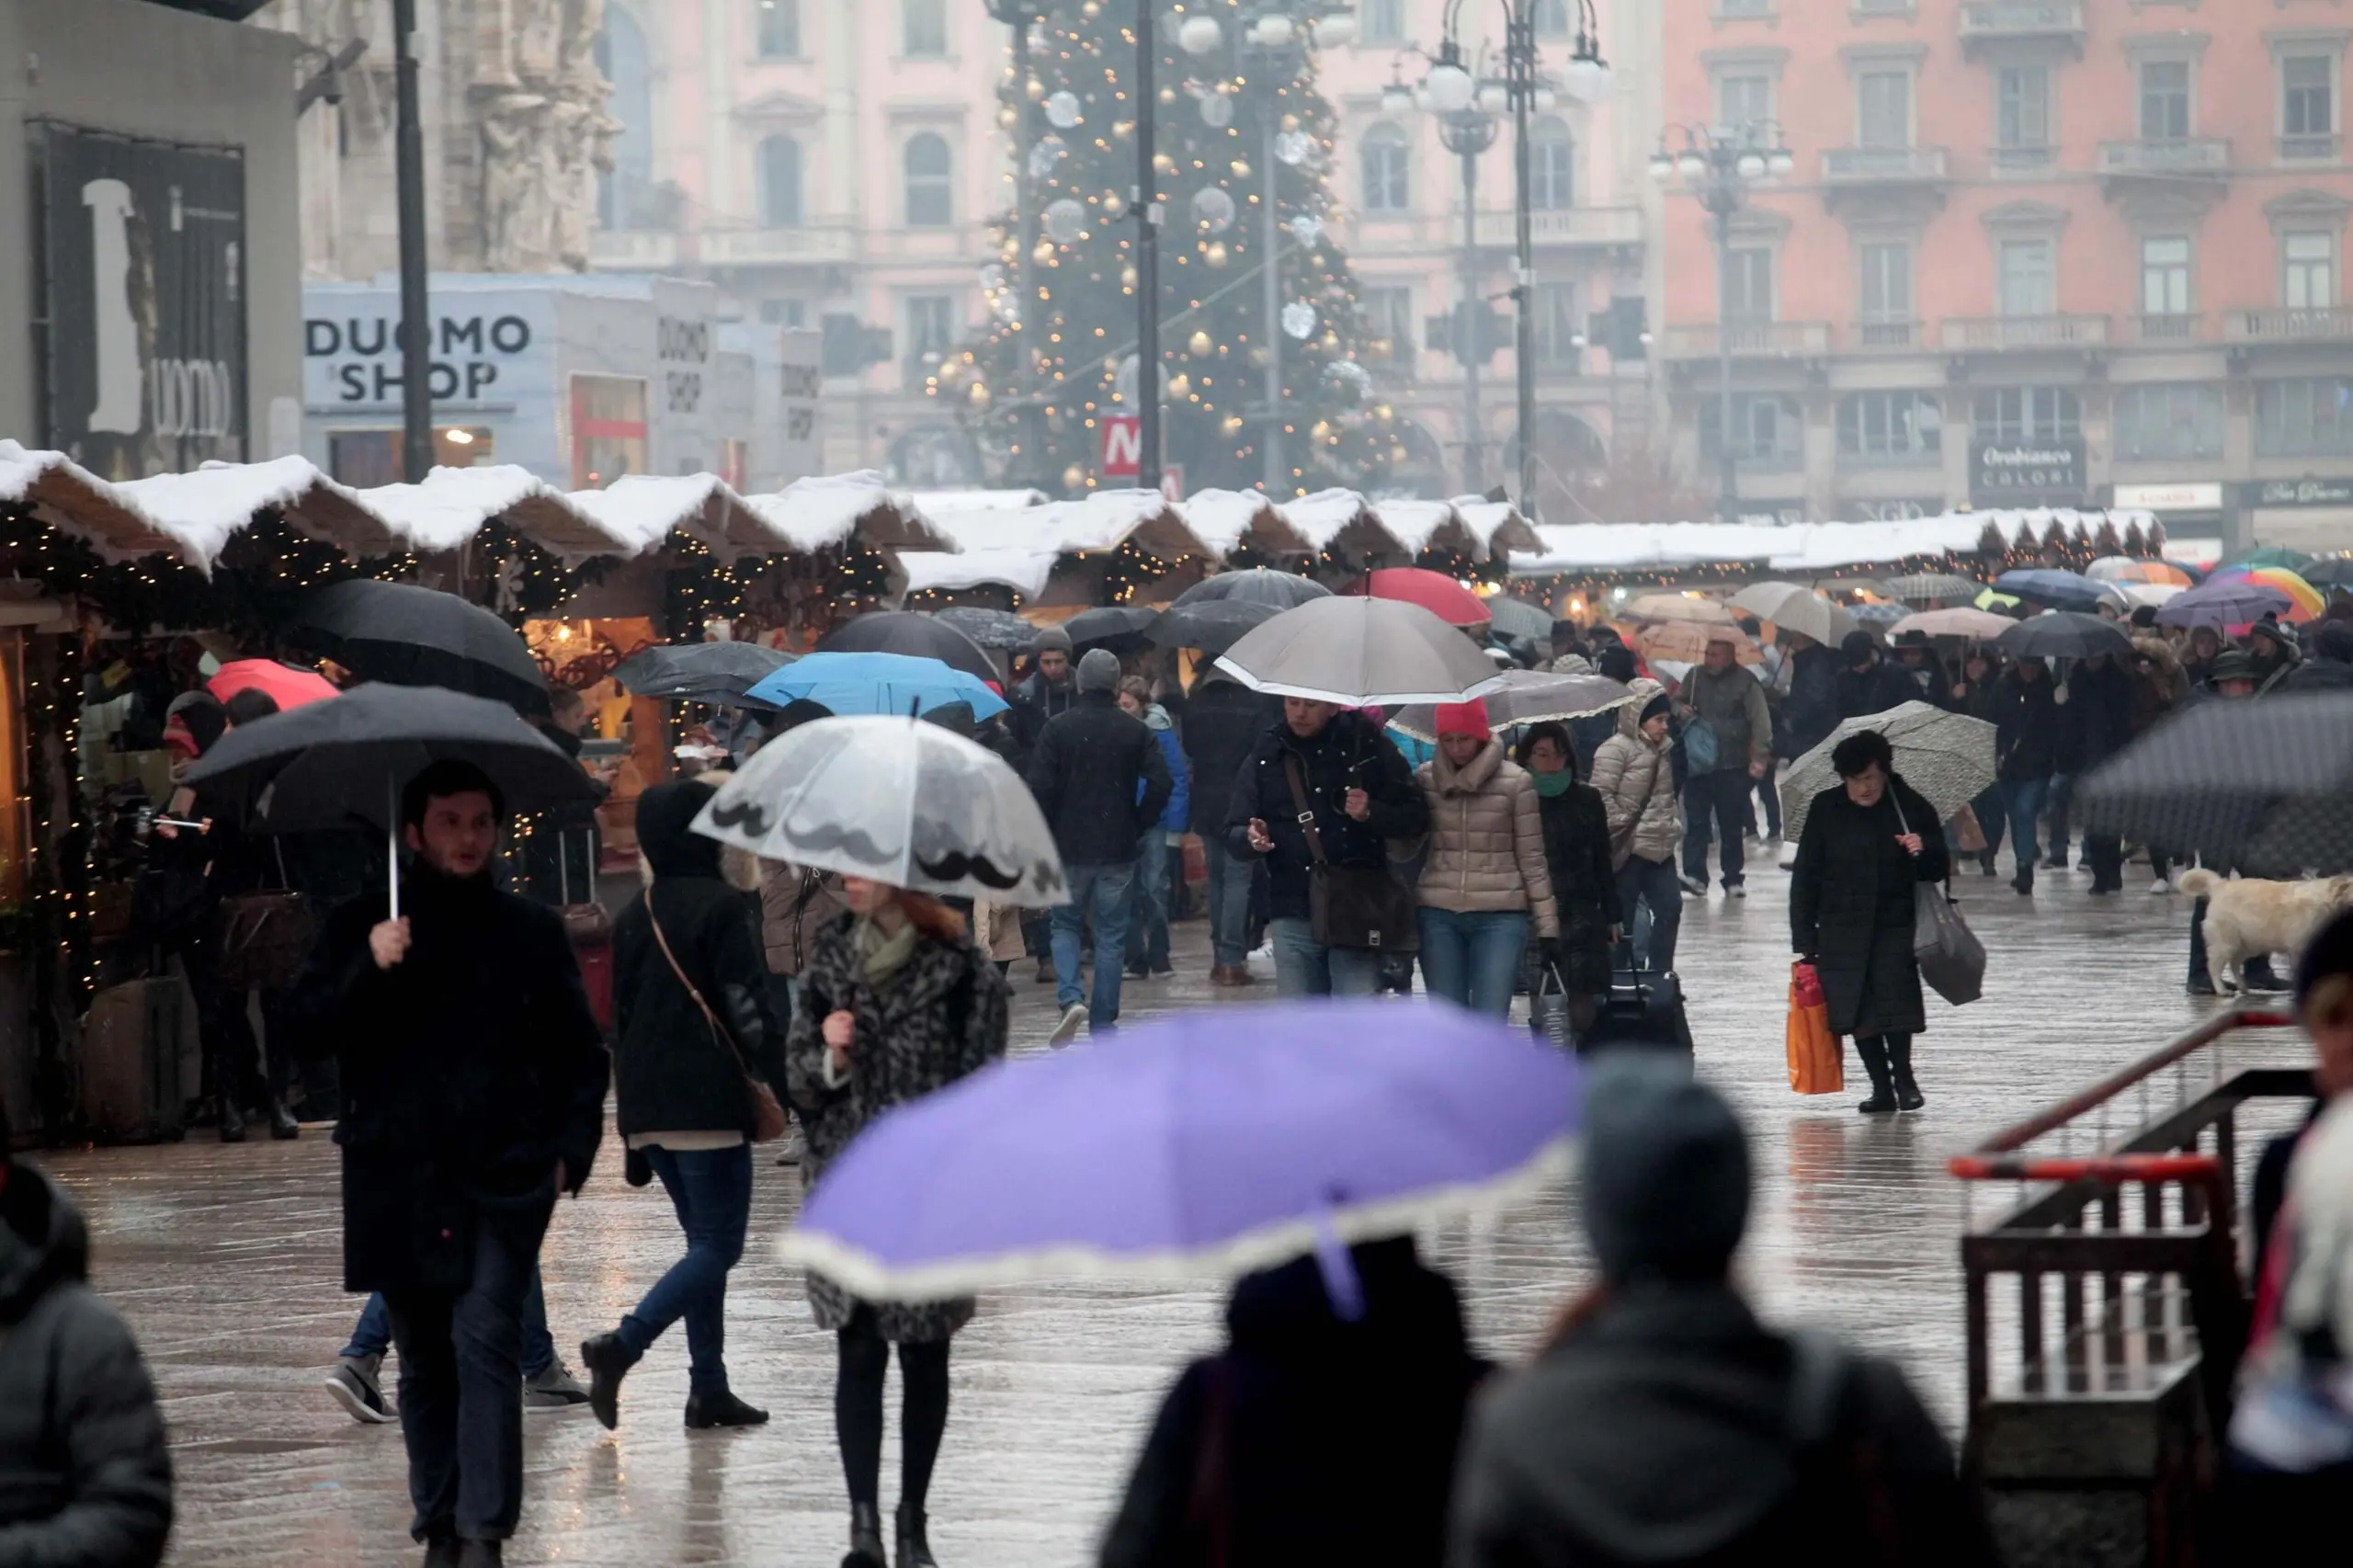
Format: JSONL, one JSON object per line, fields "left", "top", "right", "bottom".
{"left": 773, "top": 1122, "right": 806, "bottom": 1167}
{"left": 325, "top": 1354, "right": 393, "bottom": 1424}
{"left": 523, "top": 1358, "right": 591, "bottom": 1410}
{"left": 1724, "top": 882, "right": 1746, "bottom": 899}
{"left": 1677, "top": 874, "right": 1708, "bottom": 897}
{"left": 1049, "top": 1002, "right": 1088, "bottom": 1048}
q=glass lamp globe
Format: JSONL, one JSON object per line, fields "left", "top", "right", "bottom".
{"left": 1563, "top": 57, "right": 1610, "bottom": 103}
{"left": 1250, "top": 14, "right": 1294, "bottom": 47}
{"left": 1380, "top": 80, "right": 1414, "bottom": 113}
{"left": 1424, "top": 62, "right": 1474, "bottom": 113}
{"left": 1312, "top": 12, "right": 1355, "bottom": 48}
{"left": 1647, "top": 150, "right": 1676, "bottom": 184}
{"left": 1768, "top": 149, "right": 1796, "bottom": 177}
{"left": 1178, "top": 14, "right": 1224, "bottom": 54}
{"left": 1677, "top": 152, "right": 1707, "bottom": 180}
{"left": 1735, "top": 151, "right": 1766, "bottom": 180}
{"left": 1475, "top": 81, "right": 1508, "bottom": 115}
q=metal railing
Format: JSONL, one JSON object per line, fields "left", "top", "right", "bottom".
{"left": 2099, "top": 138, "right": 2232, "bottom": 176}
{"left": 2279, "top": 132, "right": 2341, "bottom": 163}
{"left": 1854, "top": 319, "right": 1922, "bottom": 349}
{"left": 2135, "top": 313, "right": 2202, "bottom": 342}
{"left": 1941, "top": 313, "right": 2110, "bottom": 350}
{"left": 1959, "top": 0, "right": 2082, "bottom": 37}
{"left": 1822, "top": 145, "right": 1950, "bottom": 182}
{"left": 1659, "top": 321, "right": 1832, "bottom": 358}
{"left": 2226, "top": 306, "right": 2353, "bottom": 343}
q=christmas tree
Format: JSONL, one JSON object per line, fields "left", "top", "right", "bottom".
{"left": 940, "top": 0, "right": 1405, "bottom": 499}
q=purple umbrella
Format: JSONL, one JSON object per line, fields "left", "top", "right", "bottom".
{"left": 2155, "top": 578, "right": 2293, "bottom": 631}
{"left": 779, "top": 1000, "right": 1581, "bottom": 1301}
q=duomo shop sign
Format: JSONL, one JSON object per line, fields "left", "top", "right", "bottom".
{"left": 306, "top": 312, "right": 540, "bottom": 407}
{"left": 1971, "top": 438, "right": 2086, "bottom": 506}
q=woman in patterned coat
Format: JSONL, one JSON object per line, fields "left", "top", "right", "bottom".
{"left": 785, "top": 876, "right": 1010, "bottom": 1568}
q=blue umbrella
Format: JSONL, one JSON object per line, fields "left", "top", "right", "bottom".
{"left": 2154, "top": 579, "right": 2294, "bottom": 631}
{"left": 778, "top": 1000, "right": 1579, "bottom": 1302}
{"left": 1847, "top": 601, "right": 1909, "bottom": 626}
{"left": 1994, "top": 568, "right": 2128, "bottom": 614}
{"left": 745, "top": 651, "right": 1008, "bottom": 720}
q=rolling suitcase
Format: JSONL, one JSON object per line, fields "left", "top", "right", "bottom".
{"left": 1582, "top": 966, "right": 1695, "bottom": 1055}
{"left": 82, "top": 976, "right": 197, "bottom": 1142}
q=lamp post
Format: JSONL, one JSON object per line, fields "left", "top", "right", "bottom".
{"left": 392, "top": 0, "right": 432, "bottom": 482}
{"left": 1649, "top": 122, "right": 1795, "bottom": 524}
{"left": 1135, "top": 0, "right": 1164, "bottom": 494}
{"left": 1422, "top": 0, "right": 1608, "bottom": 524}
{"left": 986, "top": 0, "right": 1042, "bottom": 484}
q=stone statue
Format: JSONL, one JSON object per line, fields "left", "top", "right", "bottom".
{"left": 471, "top": 0, "right": 614, "bottom": 272}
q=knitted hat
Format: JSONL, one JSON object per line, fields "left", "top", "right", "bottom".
{"left": 1433, "top": 699, "right": 1491, "bottom": 738}
{"left": 1076, "top": 648, "right": 1122, "bottom": 692}
{"left": 1581, "top": 1051, "right": 1750, "bottom": 1285}
{"left": 1841, "top": 630, "right": 1878, "bottom": 664}
{"left": 1033, "top": 626, "right": 1074, "bottom": 656}
{"left": 1639, "top": 692, "right": 1672, "bottom": 725}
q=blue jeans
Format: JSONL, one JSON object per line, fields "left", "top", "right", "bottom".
{"left": 1208, "top": 843, "right": 1256, "bottom": 966}
{"left": 1124, "top": 831, "right": 1172, "bottom": 972}
{"left": 618, "top": 1142, "right": 753, "bottom": 1396}
{"left": 1267, "top": 916, "right": 1383, "bottom": 998}
{"left": 1615, "top": 855, "right": 1683, "bottom": 976}
{"left": 1416, "top": 908, "right": 1531, "bottom": 1017}
{"left": 1051, "top": 861, "right": 1134, "bottom": 1032}
{"left": 1680, "top": 770, "right": 1749, "bottom": 887}
{"left": 2000, "top": 776, "right": 2049, "bottom": 877}
{"left": 345, "top": 1268, "right": 557, "bottom": 1380}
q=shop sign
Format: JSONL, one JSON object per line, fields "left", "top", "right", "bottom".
{"left": 40, "top": 120, "right": 248, "bottom": 474}
{"left": 1971, "top": 438, "right": 2086, "bottom": 505}
{"left": 305, "top": 303, "right": 549, "bottom": 410}
{"left": 1100, "top": 415, "right": 1142, "bottom": 479}
{"left": 2247, "top": 478, "right": 2353, "bottom": 509}
{"left": 2112, "top": 482, "right": 2223, "bottom": 512}
{"left": 658, "top": 313, "right": 709, "bottom": 416}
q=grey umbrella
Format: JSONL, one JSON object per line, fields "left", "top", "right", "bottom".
{"left": 611, "top": 642, "right": 795, "bottom": 708}
{"left": 1483, "top": 597, "right": 1558, "bottom": 645}
{"left": 1995, "top": 611, "right": 2133, "bottom": 663}
{"left": 1728, "top": 583, "right": 1856, "bottom": 647}
{"left": 2076, "top": 695, "right": 2353, "bottom": 876}
{"left": 934, "top": 607, "right": 1040, "bottom": 652}
{"left": 1389, "top": 669, "right": 1636, "bottom": 744}
{"left": 1214, "top": 597, "right": 1504, "bottom": 705}
{"left": 1886, "top": 573, "right": 1984, "bottom": 606}
{"left": 1779, "top": 700, "right": 1997, "bottom": 847}
{"left": 1144, "top": 599, "right": 1281, "bottom": 655}
{"left": 1174, "top": 569, "right": 1331, "bottom": 610}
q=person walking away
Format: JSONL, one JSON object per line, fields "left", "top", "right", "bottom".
{"left": 1675, "top": 633, "right": 1772, "bottom": 899}
{"left": 2182, "top": 650, "right": 2281, "bottom": 995}
{"left": 2060, "top": 651, "right": 2135, "bottom": 893}
{"left": 1028, "top": 650, "right": 1172, "bottom": 1044}
{"left": 1009, "top": 630, "right": 1080, "bottom": 979}
{"left": 1100, "top": 1235, "right": 1488, "bottom": 1568}
{"left": 1118, "top": 677, "right": 1188, "bottom": 983}
{"left": 1409, "top": 700, "right": 1559, "bottom": 1017}
{"left": 1778, "top": 631, "right": 1841, "bottom": 762}
{"left": 1590, "top": 687, "right": 1683, "bottom": 977}
{"left": 1988, "top": 654, "right": 2058, "bottom": 895}
{"left": 1450, "top": 1053, "right": 1992, "bottom": 1568}
{"left": 579, "top": 780, "right": 783, "bottom": 1433}
{"left": 2285, "top": 620, "right": 2353, "bottom": 691}
{"left": 1789, "top": 731, "right": 1950, "bottom": 1114}
{"left": 1225, "top": 698, "right": 1429, "bottom": 1000}
{"left": 2128, "top": 637, "right": 2188, "bottom": 892}
{"left": 1741, "top": 619, "right": 1785, "bottom": 845}
{"left": 1181, "top": 672, "right": 1280, "bottom": 987}
{"left": 785, "top": 878, "right": 1009, "bottom": 1568}
{"left": 1520, "top": 722, "right": 1621, "bottom": 1042}
{"left": 1952, "top": 646, "right": 2007, "bottom": 877}
{"left": 1833, "top": 631, "right": 1915, "bottom": 722}
{"left": 283, "top": 761, "right": 608, "bottom": 1568}
{"left": 0, "top": 1096, "right": 174, "bottom": 1568}
{"left": 1888, "top": 630, "right": 1953, "bottom": 710}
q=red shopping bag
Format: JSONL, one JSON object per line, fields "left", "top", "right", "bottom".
{"left": 1786, "top": 961, "right": 1842, "bottom": 1096}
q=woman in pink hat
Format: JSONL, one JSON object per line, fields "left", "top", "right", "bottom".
{"left": 1411, "top": 699, "right": 1560, "bottom": 1016}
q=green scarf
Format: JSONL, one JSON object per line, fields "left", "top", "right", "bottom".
{"left": 1530, "top": 768, "right": 1575, "bottom": 799}
{"left": 854, "top": 916, "right": 921, "bottom": 989}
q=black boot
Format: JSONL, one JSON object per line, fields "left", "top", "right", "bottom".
{"left": 421, "top": 1539, "right": 461, "bottom": 1568}
{"left": 267, "top": 1099, "right": 300, "bottom": 1140}
{"left": 1888, "top": 1037, "right": 1925, "bottom": 1112}
{"left": 844, "top": 1503, "right": 887, "bottom": 1568}
{"left": 684, "top": 1388, "right": 769, "bottom": 1428}
{"left": 578, "top": 1331, "right": 638, "bottom": 1431}
{"left": 2011, "top": 866, "right": 2033, "bottom": 897}
{"left": 218, "top": 1099, "right": 247, "bottom": 1142}
{"left": 1855, "top": 1039, "right": 1898, "bottom": 1115}
{"left": 896, "top": 1505, "right": 938, "bottom": 1568}
{"left": 454, "top": 1543, "right": 502, "bottom": 1568}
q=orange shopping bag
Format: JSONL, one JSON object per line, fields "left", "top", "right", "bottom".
{"left": 1786, "top": 961, "right": 1843, "bottom": 1096}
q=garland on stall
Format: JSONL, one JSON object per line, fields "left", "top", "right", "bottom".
{"left": 22, "top": 628, "right": 90, "bottom": 1116}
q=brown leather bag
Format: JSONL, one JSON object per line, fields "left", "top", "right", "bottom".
{"left": 648, "top": 912, "right": 788, "bottom": 1142}
{"left": 1281, "top": 755, "right": 1419, "bottom": 953}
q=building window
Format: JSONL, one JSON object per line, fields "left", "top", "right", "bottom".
{"left": 1532, "top": 0, "right": 1570, "bottom": 37}
{"left": 1857, "top": 70, "right": 1912, "bottom": 149}
{"left": 1974, "top": 386, "right": 2080, "bottom": 443}
{"left": 758, "top": 134, "right": 802, "bottom": 227}
{"left": 1529, "top": 119, "right": 1574, "bottom": 210}
{"left": 2283, "top": 56, "right": 2338, "bottom": 159}
{"left": 1362, "top": 124, "right": 1411, "bottom": 213}
{"left": 904, "top": 293, "right": 957, "bottom": 388}
{"left": 1359, "top": 0, "right": 1404, "bottom": 44}
{"left": 2141, "top": 236, "right": 2191, "bottom": 320}
{"left": 904, "top": 132, "right": 952, "bottom": 226}
{"left": 1699, "top": 394, "right": 1802, "bottom": 467}
{"left": 756, "top": 0, "right": 799, "bottom": 58}
{"left": 1534, "top": 283, "right": 1581, "bottom": 364}
{"left": 2140, "top": 60, "right": 2191, "bottom": 142}
{"left": 1363, "top": 285, "right": 1413, "bottom": 368}
{"left": 1996, "top": 65, "right": 2051, "bottom": 162}
{"left": 1837, "top": 392, "right": 1942, "bottom": 463}
{"left": 1859, "top": 240, "right": 1914, "bottom": 342}
{"left": 1717, "top": 0, "right": 1774, "bottom": 16}
{"left": 1996, "top": 238, "right": 2054, "bottom": 317}
{"left": 1724, "top": 245, "right": 1775, "bottom": 323}
{"left": 2284, "top": 231, "right": 2337, "bottom": 310}
{"left": 903, "top": 0, "right": 947, "bottom": 58}
{"left": 595, "top": 6, "right": 654, "bottom": 231}
{"left": 2257, "top": 377, "right": 2353, "bottom": 456}
{"left": 1717, "top": 73, "right": 1774, "bottom": 134}
{"left": 759, "top": 298, "right": 808, "bottom": 328}
{"left": 2114, "top": 384, "right": 2224, "bottom": 461}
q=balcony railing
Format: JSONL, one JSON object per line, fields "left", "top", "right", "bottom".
{"left": 1468, "top": 205, "right": 1647, "bottom": 251}
{"left": 2280, "top": 133, "right": 2341, "bottom": 163}
{"left": 1821, "top": 146, "right": 1950, "bottom": 183}
{"left": 1940, "top": 314, "right": 2110, "bottom": 350}
{"left": 1991, "top": 144, "right": 2057, "bottom": 174}
{"left": 1959, "top": 0, "right": 2084, "bottom": 44}
{"left": 2226, "top": 307, "right": 2353, "bottom": 343}
{"left": 699, "top": 226, "right": 862, "bottom": 267}
{"left": 1854, "top": 320, "right": 1924, "bottom": 349}
{"left": 2098, "top": 138, "right": 2231, "bottom": 176}
{"left": 587, "top": 230, "right": 682, "bottom": 270}
{"left": 1662, "top": 321, "right": 1832, "bottom": 358}
{"left": 2136, "top": 313, "right": 2203, "bottom": 342}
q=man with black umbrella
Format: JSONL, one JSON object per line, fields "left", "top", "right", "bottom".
{"left": 286, "top": 761, "right": 608, "bottom": 1568}
{"left": 1835, "top": 631, "right": 1915, "bottom": 722}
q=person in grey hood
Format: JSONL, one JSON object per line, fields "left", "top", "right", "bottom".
{"left": 1449, "top": 1053, "right": 1990, "bottom": 1568}
{"left": 0, "top": 1098, "right": 174, "bottom": 1567}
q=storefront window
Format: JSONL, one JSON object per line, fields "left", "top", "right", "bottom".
{"left": 570, "top": 376, "right": 649, "bottom": 489}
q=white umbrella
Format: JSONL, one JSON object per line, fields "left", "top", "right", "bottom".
{"left": 1389, "top": 669, "right": 1635, "bottom": 744}
{"left": 1729, "top": 582, "right": 1856, "bottom": 647}
{"left": 1214, "top": 597, "right": 1504, "bottom": 706}
{"left": 1779, "top": 701, "right": 1997, "bottom": 847}
{"left": 690, "top": 715, "right": 1069, "bottom": 907}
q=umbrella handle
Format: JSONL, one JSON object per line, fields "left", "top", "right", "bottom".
{"left": 388, "top": 779, "right": 401, "bottom": 925}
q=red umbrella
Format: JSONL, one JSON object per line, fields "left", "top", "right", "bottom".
{"left": 207, "top": 659, "right": 341, "bottom": 711}
{"left": 1359, "top": 568, "right": 1491, "bottom": 629}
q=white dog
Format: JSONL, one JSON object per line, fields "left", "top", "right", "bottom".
{"left": 2178, "top": 870, "right": 2353, "bottom": 994}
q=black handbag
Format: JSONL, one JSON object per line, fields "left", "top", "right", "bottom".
{"left": 1282, "top": 755, "right": 1419, "bottom": 953}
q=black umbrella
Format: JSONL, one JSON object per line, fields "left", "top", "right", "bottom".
{"left": 2077, "top": 695, "right": 2353, "bottom": 876}
{"left": 611, "top": 642, "right": 794, "bottom": 708}
{"left": 2300, "top": 557, "right": 2353, "bottom": 588}
{"left": 817, "top": 611, "right": 997, "bottom": 687}
{"left": 1143, "top": 599, "right": 1281, "bottom": 655}
{"left": 291, "top": 579, "right": 551, "bottom": 716}
{"left": 1065, "top": 606, "right": 1159, "bottom": 650}
{"left": 1994, "top": 612, "right": 2132, "bottom": 663}
{"left": 1173, "top": 569, "right": 1332, "bottom": 611}
{"left": 934, "top": 607, "right": 1040, "bottom": 652}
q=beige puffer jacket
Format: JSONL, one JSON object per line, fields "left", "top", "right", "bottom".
{"left": 1412, "top": 743, "right": 1560, "bottom": 936}
{"left": 1589, "top": 678, "right": 1681, "bottom": 868}
{"left": 759, "top": 859, "right": 847, "bottom": 978}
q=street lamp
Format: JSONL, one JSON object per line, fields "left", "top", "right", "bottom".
{"left": 986, "top": 0, "right": 1044, "bottom": 484}
{"left": 1650, "top": 121, "right": 1796, "bottom": 524}
{"left": 1408, "top": 51, "right": 1503, "bottom": 494}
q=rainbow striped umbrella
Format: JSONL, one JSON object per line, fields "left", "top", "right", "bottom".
{"left": 2212, "top": 565, "right": 2325, "bottom": 623}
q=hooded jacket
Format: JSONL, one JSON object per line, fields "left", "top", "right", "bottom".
{"left": 2055, "top": 654, "right": 2135, "bottom": 775}
{"left": 1029, "top": 689, "right": 1175, "bottom": 867}
{"left": 1180, "top": 678, "right": 1280, "bottom": 838}
{"left": 613, "top": 780, "right": 787, "bottom": 1141}
{"left": 1412, "top": 743, "right": 1560, "bottom": 936}
{"left": 2129, "top": 635, "right": 2190, "bottom": 722}
{"left": 1140, "top": 702, "right": 1191, "bottom": 837}
{"left": 1589, "top": 681, "right": 1681, "bottom": 868}
{"left": 1990, "top": 664, "right": 2059, "bottom": 782}
{"left": 0, "top": 1164, "right": 173, "bottom": 1566}
{"left": 1779, "top": 642, "right": 1841, "bottom": 759}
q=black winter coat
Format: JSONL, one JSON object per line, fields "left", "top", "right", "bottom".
{"left": 1833, "top": 659, "right": 1917, "bottom": 724}
{"left": 612, "top": 782, "right": 785, "bottom": 1140}
{"left": 1536, "top": 783, "right": 1622, "bottom": 994}
{"left": 1790, "top": 775, "right": 1949, "bottom": 1039}
{"left": 1222, "top": 712, "right": 1429, "bottom": 924}
{"left": 1990, "top": 668, "right": 2059, "bottom": 782}
{"left": 285, "top": 863, "right": 609, "bottom": 1293}
{"left": 1450, "top": 1281, "right": 1993, "bottom": 1568}
{"left": 0, "top": 1165, "right": 173, "bottom": 1568}
{"left": 1099, "top": 1238, "right": 1489, "bottom": 1568}
{"left": 1029, "top": 690, "right": 1175, "bottom": 866}
{"left": 1779, "top": 645, "right": 1840, "bottom": 759}
{"left": 1007, "top": 670, "right": 1078, "bottom": 765}
{"left": 1178, "top": 680, "right": 1280, "bottom": 836}
{"left": 2055, "top": 658, "right": 2134, "bottom": 775}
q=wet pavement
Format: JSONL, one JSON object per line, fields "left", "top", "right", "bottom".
{"left": 37, "top": 846, "right": 2308, "bottom": 1566}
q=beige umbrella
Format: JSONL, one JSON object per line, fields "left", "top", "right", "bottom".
{"left": 1728, "top": 583, "right": 1855, "bottom": 647}
{"left": 1638, "top": 619, "right": 1761, "bottom": 666}
{"left": 1625, "top": 593, "right": 1735, "bottom": 625}
{"left": 1889, "top": 607, "right": 2017, "bottom": 642}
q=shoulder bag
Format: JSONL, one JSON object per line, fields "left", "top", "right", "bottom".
{"left": 1891, "top": 792, "right": 1985, "bottom": 1006}
{"left": 1282, "top": 754, "right": 1419, "bottom": 953}
{"left": 649, "top": 909, "right": 790, "bottom": 1142}
{"left": 220, "top": 841, "right": 318, "bottom": 993}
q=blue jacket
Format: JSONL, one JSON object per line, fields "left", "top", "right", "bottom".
{"left": 1139, "top": 704, "right": 1190, "bottom": 835}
